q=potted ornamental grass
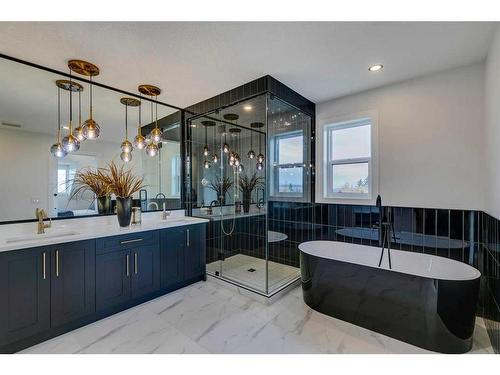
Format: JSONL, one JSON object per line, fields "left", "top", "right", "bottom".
{"left": 207, "top": 175, "right": 234, "bottom": 206}
{"left": 69, "top": 167, "right": 113, "bottom": 214}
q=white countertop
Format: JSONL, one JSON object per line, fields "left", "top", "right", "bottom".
{"left": 0, "top": 211, "right": 208, "bottom": 253}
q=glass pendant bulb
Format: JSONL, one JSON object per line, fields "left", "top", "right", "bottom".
{"left": 234, "top": 156, "right": 240, "bottom": 167}
{"left": 120, "top": 151, "right": 132, "bottom": 162}
{"left": 212, "top": 154, "right": 218, "bottom": 163}
{"left": 256, "top": 162, "right": 264, "bottom": 171}
{"left": 82, "top": 118, "right": 100, "bottom": 139}
{"left": 121, "top": 139, "right": 133, "bottom": 153}
{"left": 229, "top": 152, "right": 235, "bottom": 162}
{"left": 247, "top": 149, "right": 255, "bottom": 159}
{"left": 223, "top": 143, "right": 230, "bottom": 154}
{"left": 146, "top": 142, "right": 159, "bottom": 157}
{"left": 237, "top": 164, "right": 244, "bottom": 173}
{"left": 228, "top": 157, "right": 235, "bottom": 166}
{"left": 150, "top": 127, "right": 162, "bottom": 143}
{"left": 50, "top": 143, "right": 67, "bottom": 158}
{"left": 257, "top": 153, "right": 265, "bottom": 163}
{"left": 133, "top": 134, "right": 146, "bottom": 149}
{"left": 204, "top": 160, "right": 210, "bottom": 169}
{"left": 203, "top": 145, "right": 209, "bottom": 156}
{"left": 62, "top": 133, "right": 80, "bottom": 152}
{"left": 73, "top": 126, "right": 86, "bottom": 141}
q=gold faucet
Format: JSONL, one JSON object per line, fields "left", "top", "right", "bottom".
{"left": 35, "top": 208, "right": 52, "bottom": 234}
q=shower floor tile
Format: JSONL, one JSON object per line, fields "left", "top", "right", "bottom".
{"left": 206, "top": 254, "right": 300, "bottom": 292}
{"left": 19, "top": 279, "right": 494, "bottom": 354}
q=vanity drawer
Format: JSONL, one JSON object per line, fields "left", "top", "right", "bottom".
{"left": 96, "top": 230, "right": 159, "bottom": 254}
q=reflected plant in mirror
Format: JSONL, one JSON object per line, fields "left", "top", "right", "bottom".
{"left": 207, "top": 176, "right": 233, "bottom": 206}
{"left": 238, "top": 172, "right": 264, "bottom": 213}
{"left": 68, "top": 167, "right": 112, "bottom": 214}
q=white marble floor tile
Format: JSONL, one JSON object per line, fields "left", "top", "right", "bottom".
{"left": 17, "top": 280, "right": 495, "bottom": 354}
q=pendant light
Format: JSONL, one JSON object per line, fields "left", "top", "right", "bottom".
{"left": 119, "top": 98, "right": 140, "bottom": 162}
{"left": 68, "top": 60, "right": 101, "bottom": 140}
{"left": 73, "top": 88, "right": 85, "bottom": 141}
{"left": 138, "top": 85, "right": 161, "bottom": 157}
{"left": 50, "top": 86, "right": 68, "bottom": 158}
{"left": 256, "top": 131, "right": 264, "bottom": 170}
{"left": 229, "top": 128, "right": 241, "bottom": 167}
{"left": 60, "top": 76, "right": 82, "bottom": 153}
{"left": 223, "top": 113, "right": 238, "bottom": 154}
{"left": 249, "top": 122, "right": 263, "bottom": 159}
{"left": 133, "top": 93, "right": 146, "bottom": 149}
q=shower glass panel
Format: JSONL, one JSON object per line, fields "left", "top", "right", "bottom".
{"left": 189, "top": 93, "right": 307, "bottom": 295}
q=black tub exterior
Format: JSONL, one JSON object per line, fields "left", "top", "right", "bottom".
{"left": 300, "top": 251, "right": 480, "bottom": 353}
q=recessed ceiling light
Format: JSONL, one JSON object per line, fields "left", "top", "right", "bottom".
{"left": 243, "top": 105, "right": 252, "bottom": 111}
{"left": 368, "top": 64, "right": 383, "bottom": 72}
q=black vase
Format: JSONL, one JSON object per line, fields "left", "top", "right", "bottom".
{"left": 97, "top": 196, "right": 111, "bottom": 214}
{"left": 116, "top": 197, "right": 133, "bottom": 227}
{"left": 242, "top": 191, "right": 251, "bottom": 213}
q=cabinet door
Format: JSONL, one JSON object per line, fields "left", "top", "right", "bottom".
{"left": 160, "top": 228, "right": 185, "bottom": 289}
{"left": 96, "top": 249, "right": 131, "bottom": 311}
{"left": 184, "top": 225, "right": 206, "bottom": 280}
{"left": 0, "top": 248, "right": 50, "bottom": 346}
{"left": 131, "top": 244, "right": 161, "bottom": 299}
{"left": 51, "top": 240, "right": 96, "bottom": 328}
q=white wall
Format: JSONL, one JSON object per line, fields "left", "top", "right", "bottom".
{"left": 485, "top": 26, "right": 500, "bottom": 219}
{"left": 316, "top": 62, "right": 485, "bottom": 210}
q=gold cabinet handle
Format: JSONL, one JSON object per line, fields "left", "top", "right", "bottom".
{"left": 42, "top": 252, "right": 46, "bottom": 280}
{"left": 55, "top": 250, "right": 60, "bottom": 277}
{"left": 126, "top": 254, "right": 130, "bottom": 277}
{"left": 134, "top": 252, "right": 138, "bottom": 274}
{"left": 120, "top": 238, "right": 143, "bottom": 245}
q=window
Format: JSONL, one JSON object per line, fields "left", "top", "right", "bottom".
{"left": 324, "top": 118, "right": 372, "bottom": 199}
{"left": 171, "top": 155, "right": 181, "bottom": 197}
{"left": 271, "top": 131, "right": 304, "bottom": 197}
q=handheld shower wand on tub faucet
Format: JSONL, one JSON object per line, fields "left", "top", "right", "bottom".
{"left": 376, "top": 195, "right": 393, "bottom": 269}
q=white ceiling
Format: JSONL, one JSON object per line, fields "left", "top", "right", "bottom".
{"left": 0, "top": 22, "right": 496, "bottom": 107}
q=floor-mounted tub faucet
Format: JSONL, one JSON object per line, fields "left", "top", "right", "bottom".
{"left": 376, "top": 195, "right": 392, "bottom": 269}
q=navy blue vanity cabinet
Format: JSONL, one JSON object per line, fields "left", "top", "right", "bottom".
{"left": 183, "top": 224, "right": 206, "bottom": 280}
{"left": 131, "top": 243, "right": 161, "bottom": 299}
{"left": 95, "top": 231, "right": 160, "bottom": 312}
{"left": 50, "top": 240, "right": 95, "bottom": 328}
{"left": 0, "top": 247, "right": 50, "bottom": 347}
{"left": 160, "top": 227, "right": 185, "bottom": 289}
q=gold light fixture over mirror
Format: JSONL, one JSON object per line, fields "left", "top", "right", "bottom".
{"left": 139, "top": 84, "right": 161, "bottom": 157}
{"left": 68, "top": 59, "right": 101, "bottom": 140}
{"left": 120, "top": 97, "right": 140, "bottom": 162}
{"left": 57, "top": 78, "right": 83, "bottom": 153}
{"left": 133, "top": 93, "right": 146, "bottom": 150}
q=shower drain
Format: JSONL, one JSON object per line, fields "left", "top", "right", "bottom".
{"left": 247, "top": 268, "right": 256, "bottom": 272}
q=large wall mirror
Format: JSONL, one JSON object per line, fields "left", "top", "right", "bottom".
{"left": 0, "top": 56, "right": 183, "bottom": 223}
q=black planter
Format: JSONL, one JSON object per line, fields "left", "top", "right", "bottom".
{"left": 97, "top": 196, "right": 111, "bottom": 214}
{"left": 242, "top": 191, "right": 251, "bottom": 213}
{"left": 116, "top": 197, "right": 133, "bottom": 227}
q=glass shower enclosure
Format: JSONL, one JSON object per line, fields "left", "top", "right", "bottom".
{"left": 187, "top": 93, "right": 312, "bottom": 296}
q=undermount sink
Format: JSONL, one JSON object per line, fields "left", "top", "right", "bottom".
{"left": 5, "top": 231, "right": 80, "bottom": 244}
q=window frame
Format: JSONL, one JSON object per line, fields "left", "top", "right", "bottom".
{"left": 316, "top": 110, "right": 379, "bottom": 204}
{"left": 325, "top": 118, "right": 372, "bottom": 199}
{"left": 270, "top": 130, "right": 305, "bottom": 198}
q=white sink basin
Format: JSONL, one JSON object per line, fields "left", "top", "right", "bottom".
{"left": 5, "top": 231, "right": 80, "bottom": 244}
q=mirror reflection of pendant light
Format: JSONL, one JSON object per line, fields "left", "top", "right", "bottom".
{"left": 133, "top": 94, "right": 146, "bottom": 149}
{"left": 61, "top": 75, "right": 81, "bottom": 153}
{"left": 229, "top": 128, "right": 241, "bottom": 168}
{"left": 223, "top": 113, "right": 238, "bottom": 153}
{"left": 212, "top": 122, "right": 218, "bottom": 163}
{"left": 201, "top": 120, "right": 215, "bottom": 169}
{"left": 119, "top": 97, "right": 140, "bottom": 162}
{"left": 256, "top": 131, "right": 264, "bottom": 170}
{"left": 68, "top": 60, "right": 101, "bottom": 140}
{"left": 50, "top": 86, "right": 68, "bottom": 158}
{"left": 138, "top": 85, "right": 161, "bottom": 157}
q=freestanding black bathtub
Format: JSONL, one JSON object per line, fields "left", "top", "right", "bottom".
{"left": 299, "top": 241, "right": 481, "bottom": 353}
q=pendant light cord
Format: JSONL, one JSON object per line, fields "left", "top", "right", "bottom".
{"left": 69, "top": 72, "right": 73, "bottom": 132}
{"left": 57, "top": 87, "right": 61, "bottom": 141}
{"left": 78, "top": 90, "right": 82, "bottom": 127}
{"left": 125, "top": 103, "right": 128, "bottom": 140}
{"left": 138, "top": 94, "right": 142, "bottom": 135}
{"left": 89, "top": 76, "right": 93, "bottom": 119}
